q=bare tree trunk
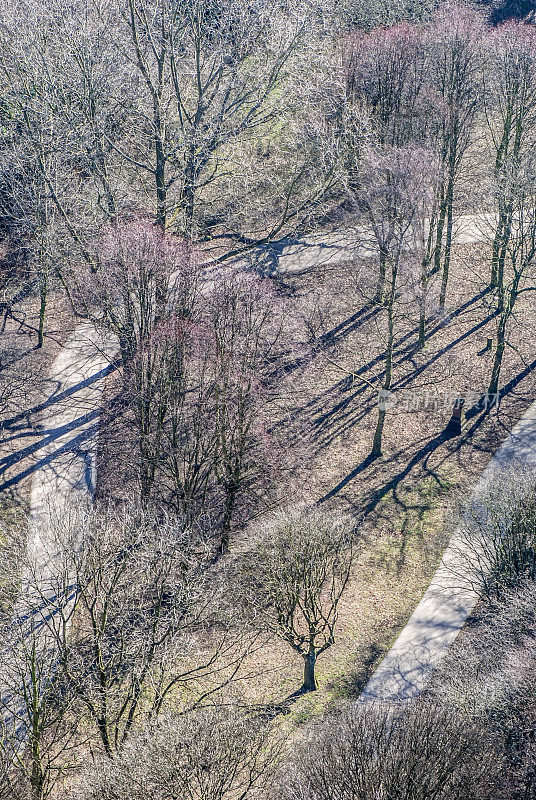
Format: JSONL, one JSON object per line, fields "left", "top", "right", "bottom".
{"left": 491, "top": 212, "right": 505, "bottom": 288}
{"left": 155, "top": 137, "right": 167, "bottom": 230}
{"left": 373, "top": 246, "right": 388, "bottom": 304}
{"left": 439, "top": 178, "right": 454, "bottom": 310}
{"left": 301, "top": 649, "right": 317, "bottom": 693}
{"left": 220, "top": 480, "right": 238, "bottom": 555}
{"left": 37, "top": 270, "right": 47, "bottom": 349}
{"left": 488, "top": 309, "right": 506, "bottom": 398}
{"left": 183, "top": 147, "right": 196, "bottom": 239}
{"left": 30, "top": 655, "right": 45, "bottom": 800}
{"left": 432, "top": 185, "right": 447, "bottom": 275}
{"left": 419, "top": 205, "right": 437, "bottom": 349}
{"left": 418, "top": 269, "right": 427, "bottom": 350}
{"left": 488, "top": 272, "right": 521, "bottom": 398}
{"left": 371, "top": 405, "right": 386, "bottom": 460}
{"left": 30, "top": 728, "right": 45, "bottom": 800}
{"left": 496, "top": 216, "right": 512, "bottom": 313}
{"left": 371, "top": 259, "right": 397, "bottom": 458}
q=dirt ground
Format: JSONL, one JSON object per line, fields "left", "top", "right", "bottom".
{"left": 219, "top": 236, "right": 536, "bottom": 720}
{"left": 10, "top": 233, "right": 533, "bottom": 723}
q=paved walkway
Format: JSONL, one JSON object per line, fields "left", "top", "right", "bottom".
{"left": 360, "top": 398, "right": 536, "bottom": 702}
{"left": 1, "top": 323, "right": 116, "bottom": 737}
{"left": 253, "top": 213, "right": 494, "bottom": 276}
{"left": 26, "top": 323, "right": 117, "bottom": 579}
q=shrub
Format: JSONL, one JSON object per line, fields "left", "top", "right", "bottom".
{"left": 276, "top": 700, "right": 500, "bottom": 800}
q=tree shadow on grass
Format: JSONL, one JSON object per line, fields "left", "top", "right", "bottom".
{"left": 325, "top": 642, "right": 385, "bottom": 701}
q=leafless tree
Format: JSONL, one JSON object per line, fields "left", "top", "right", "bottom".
{"left": 74, "top": 221, "right": 203, "bottom": 501}
{"left": 0, "top": 522, "right": 80, "bottom": 800}
{"left": 276, "top": 700, "right": 500, "bottom": 800}
{"left": 486, "top": 155, "right": 536, "bottom": 397}
{"left": 426, "top": 4, "right": 482, "bottom": 310}
{"left": 0, "top": 0, "right": 121, "bottom": 278}
{"left": 449, "top": 465, "right": 536, "bottom": 603}
{"left": 115, "top": 0, "right": 314, "bottom": 236}
{"left": 77, "top": 706, "right": 281, "bottom": 800}
{"left": 83, "top": 224, "right": 301, "bottom": 546}
{"left": 345, "top": 22, "right": 431, "bottom": 152}
{"left": 483, "top": 23, "right": 536, "bottom": 295}
{"left": 359, "top": 144, "right": 439, "bottom": 457}
{"left": 25, "top": 502, "right": 250, "bottom": 758}
{"left": 0, "top": 623, "right": 80, "bottom": 800}
{"left": 207, "top": 274, "right": 298, "bottom": 552}
{"left": 75, "top": 220, "right": 198, "bottom": 367}
{"left": 434, "top": 576, "right": 536, "bottom": 798}
{"left": 237, "top": 506, "right": 356, "bottom": 694}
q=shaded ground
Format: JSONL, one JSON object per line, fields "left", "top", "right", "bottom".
{"left": 0, "top": 293, "right": 76, "bottom": 515}
{"left": 222, "top": 236, "right": 536, "bottom": 717}
{"left": 484, "top": 0, "right": 536, "bottom": 24}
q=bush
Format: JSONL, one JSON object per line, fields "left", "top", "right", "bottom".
{"left": 276, "top": 700, "right": 500, "bottom": 800}
{"left": 451, "top": 466, "right": 536, "bottom": 602}
{"left": 434, "top": 579, "right": 536, "bottom": 798}
{"left": 78, "top": 707, "right": 279, "bottom": 800}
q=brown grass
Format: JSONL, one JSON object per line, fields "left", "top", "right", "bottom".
{"left": 95, "top": 236, "right": 536, "bottom": 720}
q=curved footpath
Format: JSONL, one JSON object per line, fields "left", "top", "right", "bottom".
{"left": 2, "top": 323, "right": 116, "bottom": 737}
{"left": 18, "top": 213, "right": 533, "bottom": 712}
{"left": 26, "top": 322, "right": 117, "bottom": 581}
{"left": 16, "top": 321, "right": 117, "bottom": 635}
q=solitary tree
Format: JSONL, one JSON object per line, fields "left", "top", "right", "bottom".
{"left": 239, "top": 507, "right": 356, "bottom": 694}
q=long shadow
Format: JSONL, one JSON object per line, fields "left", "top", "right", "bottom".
{"left": 0, "top": 409, "right": 100, "bottom": 475}
{"left": 393, "top": 313, "right": 496, "bottom": 393}
{"left": 317, "top": 304, "right": 381, "bottom": 349}
{"left": 462, "top": 357, "right": 536, "bottom": 426}
{"left": 498, "top": 357, "right": 536, "bottom": 401}
{"left": 0, "top": 422, "right": 100, "bottom": 493}
{"left": 295, "top": 289, "right": 490, "bottom": 428}
{"left": 319, "top": 403, "right": 494, "bottom": 515}
{"left": 288, "top": 290, "right": 493, "bottom": 452}
{"left": 488, "top": 0, "right": 535, "bottom": 24}
{"left": 248, "top": 232, "right": 366, "bottom": 278}
{"left": 0, "top": 364, "right": 115, "bottom": 432}
{"left": 319, "top": 454, "right": 377, "bottom": 503}
{"left": 317, "top": 432, "right": 446, "bottom": 507}
{"left": 310, "top": 313, "right": 490, "bottom": 453}
{"left": 269, "top": 303, "right": 381, "bottom": 382}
